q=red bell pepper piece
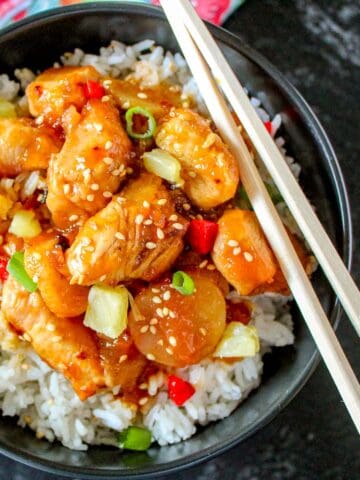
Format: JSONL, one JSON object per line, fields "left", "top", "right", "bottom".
{"left": 264, "top": 121, "right": 272, "bottom": 135}
{"left": 83, "top": 80, "right": 105, "bottom": 100}
{"left": 168, "top": 375, "right": 195, "bottom": 406}
{"left": 226, "top": 301, "right": 251, "bottom": 325}
{"left": 0, "top": 255, "right": 9, "bottom": 281}
{"left": 187, "top": 219, "right": 218, "bottom": 255}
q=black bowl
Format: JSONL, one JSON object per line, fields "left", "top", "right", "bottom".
{"left": 0, "top": 2, "right": 352, "bottom": 478}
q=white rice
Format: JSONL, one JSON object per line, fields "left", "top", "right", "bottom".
{"left": 0, "top": 41, "right": 300, "bottom": 451}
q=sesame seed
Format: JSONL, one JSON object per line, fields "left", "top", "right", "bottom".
{"left": 146, "top": 242, "right": 157, "bottom": 250}
{"left": 112, "top": 169, "right": 122, "bottom": 176}
{"left": 103, "top": 191, "right": 112, "bottom": 198}
{"left": 90, "top": 183, "right": 99, "bottom": 191}
{"left": 207, "top": 264, "right": 216, "bottom": 271}
{"left": 169, "top": 310, "right": 176, "bottom": 319}
{"left": 169, "top": 214, "right": 178, "bottom": 221}
{"left": 233, "top": 247, "right": 241, "bottom": 256}
{"left": 126, "top": 167, "right": 134, "bottom": 174}
{"left": 150, "top": 318, "right": 158, "bottom": 325}
{"left": 137, "top": 92, "right": 148, "bottom": 99}
{"left": 156, "top": 308, "right": 164, "bottom": 318}
{"left": 32, "top": 275, "right": 39, "bottom": 283}
{"left": 163, "top": 291, "right": 171, "bottom": 301}
{"left": 99, "top": 274, "right": 106, "bottom": 282}
{"left": 151, "top": 288, "right": 160, "bottom": 293}
{"left": 173, "top": 223, "right": 184, "bottom": 230}
{"left": 162, "top": 307, "right": 169, "bottom": 316}
{"left": 196, "top": 214, "right": 204, "bottom": 220}
{"left": 169, "top": 336, "right": 177, "bottom": 347}
{"left": 139, "top": 397, "right": 148, "bottom": 405}
{"left": 182, "top": 203, "right": 191, "bottom": 211}
{"left": 93, "top": 123, "right": 103, "bottom": 133}
{"left": 166, "top": 347, "right": 173, "bottom": 355}
{"left": 152, "top": 296, "right": 162, "bottom": 304}
{"left": 143, "top": 200, "right": 150, "bottom": 208}
{"left": 116, "top": 196, "right": 126, "bottom": 203}
{"left": 243, "top": 251, "right": 254, "bottom": 262}
{"left": 140, "top": 325, "right": 149, "bottom": 333}
{"left": 103, "top": 79, "right": 112, "bottom": 87}
{"left": 146, "top": 353, "right": 155, "bottom": 361}
{"left": 63, "top": 184, "right": 70, "bottom": 194}
{"left": 103, "top": 156, "right": 113, "bottom": 164}
{"left": 157, "top": 198, "right": 167, "bottom": 205}
{"left": 105, "top": 140, "right": 113, "bottom": 150}
{"left": 199, "top": 327, "right": 207, "bottom": 336}
{"left": 122, "top": 101, "right": 130, "bottom": 109}
{"left": 157, "top": 339, "right": 164, "bottom": 346}
{"left": 144, "top": 219, "right": 153, "bottom": 225}
{"left": 76, "top": 156, "right": 85, "bottom": 163}
{"left": 86, "top": 245, "right": 95, "bottom": 252}
{"left": 46, "top": 324, "right": 55, "bottom": 332}
{"left": 119, "top": 354, "right": 128, "bottom": 363}
{"left": 199, "top": 260, "right": 208, "bottom": 269}
{"left": 115, "top": 232, "right": 125, "bottom": 240}
{"left": 35, "top": 115, "right": 44, "bottom": 125}
{"left": 227, "top": 240, "right": 239, "bottom": 247}
{"left": 150, "top": 326, "right": 157, "bottom": 334}
{"left": 135, "top": 214, "right": 144, "bottom": 225}
{"left": 139, "top": 383, "right": 148, "bottom": 390}
{"left": 157, "top": 228, "right": 165, "bottom": 240}
{"left": 86, "top": 194, "right": 95, "bottom": 202}
{"left": 82, "top": 237, "right": 90, "bottom": 246}
{"left": 188, "top": 171, "right": 196, "bottom": 178}
{"left": 76, "top": 164, "right": 85, "bottom": 171}
{"left": 101, "top": 95, "right": 110, "bottom": 102}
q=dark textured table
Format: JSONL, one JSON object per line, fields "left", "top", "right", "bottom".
{"left": 1, "top": 1, "right": 359, "bottom": 479}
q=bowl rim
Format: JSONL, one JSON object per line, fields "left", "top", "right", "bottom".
{"left": 0, "top": 1, "right": 353, "bottom": 478}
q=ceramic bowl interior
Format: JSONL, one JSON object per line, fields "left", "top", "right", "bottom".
{"left": 0, "top": 3, "right": 351, "bottom": 478}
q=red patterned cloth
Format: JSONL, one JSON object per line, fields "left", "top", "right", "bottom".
{"left": 0, "top": 0, "right": 246, "bottom": 29}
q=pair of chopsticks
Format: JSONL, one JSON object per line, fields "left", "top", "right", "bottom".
{"left": 159, "top": 0, "right": 360, "bottom": 432}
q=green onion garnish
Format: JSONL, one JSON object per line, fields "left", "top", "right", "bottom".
{"left": 118, "top": 426, "right": 152, "bottom": 451}
{"left": 172, "top": 271, "right": 195, "bottom": 296}
{"left": 125, "top": 106, "right": 156, "bottom": 139}
{"left": 6, "top": 252, "right": 37, "bottom": 293}
{"left": 236, "top": 185, "right": 252, "bottom": 210}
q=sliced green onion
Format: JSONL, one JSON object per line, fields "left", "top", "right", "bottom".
{"left": 118, "top": 426, "right": 152, "bottom": 451}
{"left": 0, "top": 98, "right": 17, "bottom": 118}
{"left": 172, "top": 271, "right": 195, "bottom": 296}
{"left": 265, "top": 182, "right": 283, "bottom": 204}
{"left": 236, "top": 185, "right": 252, "bottom": 210}
{"left": 143, "top": 148, "right": 183, "bottom": 186}
{"left": 6, "top": 252, "right": 37, "bottom": 293}
{"left": 125, "top": 106, "right": 156, "bottom": 139}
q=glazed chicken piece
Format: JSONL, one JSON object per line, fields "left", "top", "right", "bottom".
{"left": 97, "top": 331, "right": 147, "bottom": 390}
{"left": 0, "top": 118, "right": 60, "bottom": 177}
{"left": 107, "top": 79, "right": 183, "bottom": 119}
{"left": 1, "top": 276, "right": 104, "bottom": 400}
{"left": 46, "top": 99, "right": 132, "bottom": 229}
{"left": 26, "top": 66, "right": 101, "bottom": 125}
{"left": 66, "top": 173, "right": 188, "bottom": 285}
{"left": 155, "top": 108, "right": 240, "bottom": 209}
{"left": 212, "top": 209, "right": 277, "bottom": 295}
{"left": 24, "top": 232, "right": 89, "bottom": 318}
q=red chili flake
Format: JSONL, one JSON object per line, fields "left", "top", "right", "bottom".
{"left": 0, "top": 255, "right": 9, "bottom": 281}
{"left": 83, "top": 80, "right": 105, "bottom": 100}
{"left": 168, "top": 375, "right": 195, "bottom": 406}
{"left": 187, "top": 219, "right": 218, "bottom": 255}
{"left": 264, "top": 121, "right": 272, "bottom": 135}
{"left": 226, "top": 301, "right": 251, "bottom": 325}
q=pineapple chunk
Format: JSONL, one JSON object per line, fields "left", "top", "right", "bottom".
{"left": 214, "top": 322, "right": 260, "bottom": 358}
{"left": 9, "top": 210, "right": 41, "bottom": 238}
{"left": 84, "top": 284, "right": 129, "bottom": 339}
{"left": 0, "top": 194, "right": 13, "bottom": 220}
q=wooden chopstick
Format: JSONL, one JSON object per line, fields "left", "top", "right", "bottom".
{"left": 160, "top": 0, "right": 360, "bottom": 433}
{"left": 161, "top": 0, "right": 360, "bottom": 338}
